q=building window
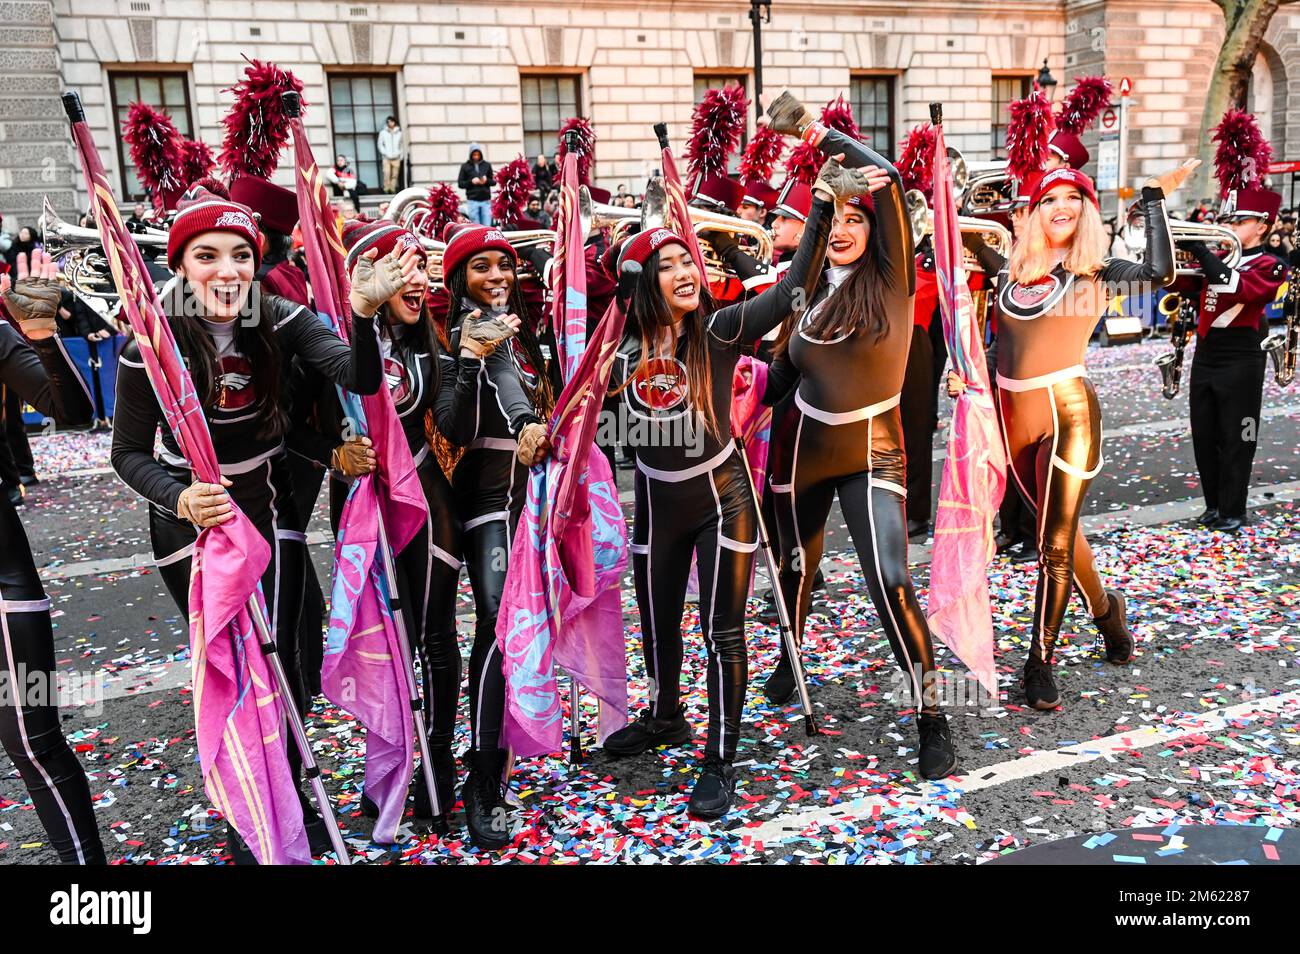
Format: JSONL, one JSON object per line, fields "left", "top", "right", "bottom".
{"left": 328, "top": 72, "right": 399, "bottom": 192}
{"left": 991, "top": 75, "right": 1033, "bottom": 159}
{"left": 850, "top": 75, "right": 896, "bottom": 160}
{"left": 692, "top": 74, "right": 750, "bottom": 173}
{"left": 109, "top": 71, "right": 193, "bottom": 200}
{"left": 520, "top": 74, "right": 582, "bottom": 165}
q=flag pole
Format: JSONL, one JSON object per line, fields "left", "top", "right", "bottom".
{"left": 373, "top": 508, "right": 446, "bottom": 827}
{"left": 244, "top": 596, "right": 351, "bottom": 863}
{"left": 734, "top": 435, "right": 818, "bottom": 735}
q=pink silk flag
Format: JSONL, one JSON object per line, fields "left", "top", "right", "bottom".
{"left": 658, "top": 128, "right": 709, "bottom": 273}
{"left": 287, "top": 102, "right": 425, "bottom": 842}
{"left": 67, "top": 100, "right": 309, "bottom": 863}
{"left": 496, "top": 150, "right": 629, "bottom": 757}
{"left": 925, "top": 117, "right": 1006, "bottom": 697}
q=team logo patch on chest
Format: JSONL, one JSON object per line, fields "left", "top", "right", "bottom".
{"left": 1009, "top": 278, "right": 1056, "bottom": 308}
{"left": 384, "top": 356, "right": 411, "bottom": 403}
{"left": 510, "top": 339, "right": 539, "bottom": 389}
{"left": 217, "top": 355, "right": 254, "bottom": 410}
{"left": 630, "top": 356, "right": 689, "bottom": 412}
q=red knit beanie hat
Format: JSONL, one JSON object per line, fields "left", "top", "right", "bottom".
{"left": 167, "top": 185, "right": 262, "bottom": 268}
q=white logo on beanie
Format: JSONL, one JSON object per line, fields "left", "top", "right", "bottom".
{"left": 649, "top": 228, "right": 674, "bottom": 246}
{"left": 485, "top": 229, "right": 507, "bottom": 243}
{"left": 215, "top": 210, "right": 255, "bottom": 232}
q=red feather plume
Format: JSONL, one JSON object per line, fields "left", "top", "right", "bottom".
{"left": 178, "top": 138, "right": 216, "bottom": 187}
{"left": 123, "top": 101, "right": 184, "bottom": 212}
{"left": 1055, "top": 75, "right": 1113, "bottom": 136}
{"left": 785, "top": 140, "right": 821, "bottom": 186}
{"left": 897, "top": 124, "right": 936, "bottom": 198}
{"left": 491, "top": 155, "right": 536, "bottom": 226}
{"left": 556, "top": 117, "right": 596, "bottom": 185}
{"left": 420, "top": 183, "right": 463, "bottom": 240}
{"left": 1212, "top": 108, "right": 1273, "bottom": 198}
{"left": 820, "top": 94, "right": 860, "bottom": 139}
{"left": 685, "top": 83, "right": 749, "bottom": 182}
{"left": 739, "top": 125, "right": 784, "bottom": 182}
{"left": 219, "top": 57, "right": 305, "bottom": 180}
{"left": 1005, "top": 87, "right": 1055, "bottom": 184}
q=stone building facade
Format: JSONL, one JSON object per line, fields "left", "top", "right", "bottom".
{"left": 2, "top": 0, "right": 1299, "bottom": 228}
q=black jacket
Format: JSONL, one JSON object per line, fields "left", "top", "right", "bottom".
{"left": 458, "top": 144, "right": 493, "bottom": 202}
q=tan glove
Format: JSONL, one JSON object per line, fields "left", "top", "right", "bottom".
{"left": 1145, "top": 158, "right": 1200, "bottom": 197}
{"left": 349, "top": 248, "right": 412, "bottom": 318}
{"left": 516, "top": 422, "right": 550, "bottom": 467}
{"left": 331, "top": 436, "right": 377, "bottom": 478}
{"left": 765, "top": 90, "right": 816, "bottom": 137}
{"left": 1, "top": 276, "right": 61, "bottom": 340}
{"left": 813, "top": 158, "right": 879, "bottom": 203}
{"left": 460, "top": 309, "right": 519, "bottom": 359}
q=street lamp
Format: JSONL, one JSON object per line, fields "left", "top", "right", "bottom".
{"left": 1037, "top": 58, "right": 1058, "bottom": 100}
{"left": 749, "top": 0, "right": 772, "bottom": 126}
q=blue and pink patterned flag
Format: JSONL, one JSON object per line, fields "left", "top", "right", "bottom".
{"left": 69, "top": 105, "right": 309, "bottom": 864}
{"left": 925, "top": 118, "right": 1006, "bottom": 697}
{"left": 287, "top": 104, "right": 425, "bottom": 843}
{"left": 496, "top": 150, "right": 628, "bottom": 757}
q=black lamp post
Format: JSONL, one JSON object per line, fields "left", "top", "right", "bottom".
{"left": 1037, "top": 58, "right": 1058, "bottom": 100}
{"left": 749, "top": 0, "right": 772, "bottom": 125}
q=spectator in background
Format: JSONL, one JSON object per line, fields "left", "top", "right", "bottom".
{"left": 3, "top": 226, "right": 37, "bottom": 274}
{"left": 526, "top": 195, "right": 551, "bottom": 230}
{"left": 1265, "top": 228, "right": 1291, "bottom": 260}
{"left": 126, "top": 202, "right": 150, "bottom": 234}
{"left": 458, "top": 142, "right": 493, "bottom": 225}
{"left": 616, "top": 184, "right": 628, "bottom": 201}
{"left": 543, "top": 188, "right": 560, "bottom": 225}
{"left": 531, "top": 153, "right": 556, "bottom": 194}
{"left": 378, "top": 115, "right": 404, "bottom": 194}
{"left": 326, "top": 154, "right": 360, "bottom": 205}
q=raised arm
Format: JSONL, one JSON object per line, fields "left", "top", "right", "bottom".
{"left": 1100, "top": 186, "right": 1175, "bottom": 287}
{"left": 274, "top": 297, "right": 382, "bottom": 395}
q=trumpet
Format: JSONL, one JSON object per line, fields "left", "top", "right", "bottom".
{"left": 1262, "top": 265, "right": 1298, "bottom": 387}
{"left": 905, "top": 189, "right": 1013, "bottom": 269}
{"left": 1123, "top": 205, "right": 1242, "bottom": 274}
{"left": 38, "top": 197, "right": 167, "bottom": 301}
{"left": 1154, "top": 289, "right": 1198, "bottom": 398}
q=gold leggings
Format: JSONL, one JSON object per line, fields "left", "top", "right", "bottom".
{"left": 996, "top": 370, "right": 1107, "bottom": 661}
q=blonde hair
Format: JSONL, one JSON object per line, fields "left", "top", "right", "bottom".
{"left": 1008, "top": 194, "right": 1108, "bottom": 284}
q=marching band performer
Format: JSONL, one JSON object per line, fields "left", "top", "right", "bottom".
{"left": 751, "top": 94, "right": 955, "bottom": 777}
{"left": 1184, "top": 176, "right": 1285, "bottom": 532}
{"left": 959, "top": 158, "right": 1194, "bottom": 709}
{"left": 107, "top": 184, "right": 389, "bottom": 858}
{"left": 599, "top": 136, "right": 874, "bottom": 819}
{"left": 432, "top": 223, "right": 552, "bottom": 850}
{"left": 0, "top": 251, "right": 105, "bottom": 864}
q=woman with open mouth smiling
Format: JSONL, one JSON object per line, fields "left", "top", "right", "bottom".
{"left": 431, "top": 223, "right": 548, "bottom": 851}
{"left": 754, "top": 92, "right": 959, "bottom": 781}
{"left": 599, "top": 111, "right": 880, "bottom": 821}
{"left": 109, "top": 182, "right": 389, "bottom": 862}
{"left": 957, "top": 159, "right": 1195, "bottom": 711}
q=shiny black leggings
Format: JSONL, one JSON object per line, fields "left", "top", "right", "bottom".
{"left": 632, "top": 450, "right": 755, "bottom": 761}
{"left": 769, "top": 405, "right": 938, "bottom": 712}
{"left": 996, "top": 372, "right": 1106, "bottom": 662}
{"left": 0, "top": 495, "right": 106, "bottom": 864}
{"left": 151, "top": 456, "right": 309, "bottom": 777}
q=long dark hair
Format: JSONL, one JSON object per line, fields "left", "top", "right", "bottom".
{"left": 616, "top": 247, "right": 722, "bottom": 438}
{"left": 377, "top": 288, "right": 442, "bottom": 401}
{"left": 445, "top": 258, "right": 553, "bottom": 419}
{"left": 170, "top": 280, "right": 285, "bottom": 440}
{"left": 776, "top": 211, "right": 887, "bottom": 353}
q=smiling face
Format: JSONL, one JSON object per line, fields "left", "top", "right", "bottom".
{"left": 827, "top": 206, "right": 871, "bottom": 266}
{"left": 656, "top": 242, "right": 702, "bottom": 321}
{"left": 383, "top": 255, "right": 430, "bottom": 326}
{"left": 465, "top": 250, "right": 515, "bottom": 311}
{"left": 176, "top": 231, "right": 256, "bottom": 320}
{"left": 1036, "top": 185, "right": 1085, "bottom": 248}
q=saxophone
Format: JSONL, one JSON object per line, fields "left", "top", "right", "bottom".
{"left": 1154, "top": 287, "right": 1199, "bottom": 399}
{"left": 1261, "top": 265, "right": 1297, "bottom": 387}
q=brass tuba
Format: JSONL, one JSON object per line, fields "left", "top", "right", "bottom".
{"left": 688, "top": 205, "right": 774, "bottom": 283}
{"left": 905, "top": 189, "right": 1013, "bottom": 267}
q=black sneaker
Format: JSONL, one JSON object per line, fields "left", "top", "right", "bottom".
{"left": 917, "top": 713, "right": 957, "bottom": 779}
{"left": 462, "top": 748, "right": 510, "bottom": 851}
{"left": 1022, "top": 658, "right": 1060, "bottom": 710}
{"left": 687, "top": 757, "right": 736, "bottom": 820}
{"left": 763, "top": 657, "right": 797, "bottom": 706}
{"left": 1011, "top": 543, "right": 1039, "bottom": 564}
{"left": 1093, "top": 588, "right": 1134, "bottom": 664}
{"left": 603, "top": 707, "right": 691, "bottom": 756}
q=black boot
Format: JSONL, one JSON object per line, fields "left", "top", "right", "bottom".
{"left": 917, "top": 712, "right": 957, "bottom": 780}
{"left": 1093, "top": 588, "right": 1134, "bottom": 664}
{"left": 412, "top": 747, "right": 456, "bottom": 834}
{"left": 1022, "top": 656, "right": 1060, "bottom": 710}
{"left": 603, "top": 707, "right": 691, "bottom": 756}
{"left": 687, "top": 757, "right": 736, "bottom": 820}
{"left": 461, "top": 749, "right": 511, "bottom": 851}
{"left": 763, "top": 654, "right": 797, "bottom": 705}
{"left": 225, "top": 825, "right": 257, "bottom": 865}
{"left": 299, "top": 788, "right": 334, "bottom": 856}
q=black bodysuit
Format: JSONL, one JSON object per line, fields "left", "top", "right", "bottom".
{"left": 0, "top": 324, "right": 105, "bottom": 863}
{"left": 608, "top": 194, "right": 833, "bottom": 761}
